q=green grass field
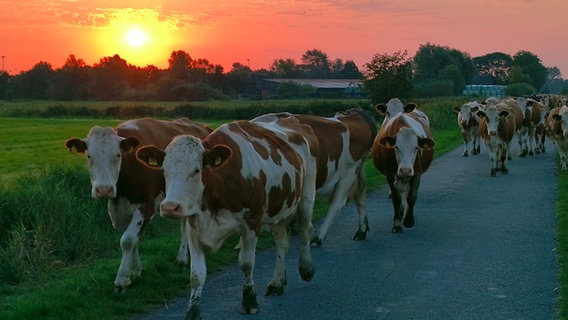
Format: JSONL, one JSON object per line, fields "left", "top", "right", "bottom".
{"left": 0, "top": 99, "right": 565, "bottom": 319}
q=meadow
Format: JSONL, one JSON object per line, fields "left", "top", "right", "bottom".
{"left": 0, "top": 98, "right": 565, "bottom": 319}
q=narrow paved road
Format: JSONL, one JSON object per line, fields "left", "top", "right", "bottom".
{"left": 137, "top": 141, "right": 559, "bottom": 320}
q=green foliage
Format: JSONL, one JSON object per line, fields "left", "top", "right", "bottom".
{"left": 557, "top": 169, "right": 568, "bottom": 319}
{"left": 512, "top": 50, "right": 548, "bottom": 90}
{"left": 362, "top": 50, "right": 414, "bottom": 103}
{"left": 505, "top": 82, "right": 537, "bottom": 96}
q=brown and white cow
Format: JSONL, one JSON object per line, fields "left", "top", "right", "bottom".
{"left": 136, "top": 119, "right": 317, "bottom": 320}
{"left": 453, "top": 101, "right": 482, "bottom": 157}
{"left": 546, "top": 104, "right": 568, "bottom": 170}
{"left": 477, "top": 104, "right": 516, "bottom": 176}
{"left": 526, "top": 99, "right": 550, "bottom": 154}
{"left": 65, "top": 117, "right": 212, "bottom": 290}
{"left": 252, "top": 108, "right": 377, "bottom": 247}
{"left": 371, "top": 109, "right": 435, "bottom": 233}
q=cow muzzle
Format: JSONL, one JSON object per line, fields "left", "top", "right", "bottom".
{"left": 160, "top": 201, "right": 183, "bottom": 218}
{"left": 92, "top": 185, "right": 116, "bottom": 199}
{"left": 397, "top": 167, "right": 414, "bottom": 178}
{"left": 489, "top": 130, "right": 497, "bottom": 136}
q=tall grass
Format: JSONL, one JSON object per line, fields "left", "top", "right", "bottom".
{"left": 0, "top": 165, "right": 115, "bottom": 284}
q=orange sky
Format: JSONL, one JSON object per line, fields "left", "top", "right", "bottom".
{"left": 1, "top": 0, "right": 567, "bottom": 78}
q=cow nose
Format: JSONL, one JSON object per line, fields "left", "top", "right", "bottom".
{"left": 489, "top": 130, "right": 497, "bottom": 136}
{"left": 160, "top": 201, "right": 182, "bottom": 218}
{"left": 397, "top": 167, "right": 413, "bottom": 177}
{"left": 93, "top": 185, "right": 115, "bottom": 199}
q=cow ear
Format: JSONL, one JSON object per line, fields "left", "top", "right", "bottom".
{"left": 471, "top": 106, "right": 479, "bottom": 112}
{"left": 404, "top": 103, "right": 417, "bottom": 113}
{"left": 120, "top": 137, "right": 140, "bottom": 153}
{"left": 65, "top": 138, "right": 87, "bottom": 154}
{"left": 418, "top": 138, "right": 435, "bottom": 150}
{"left": 379, "top": 137, "right": 396, "bottom": 149}
{"left": 553, "top": 114, "right": 562, "bottom": 121}
{"left": 499, "top": 110, "right": 509, "bottom": 118}
{"left": 136, "top": 146, "right": 165, "bottom": 168}
{"left": 203, "top": 145, "right": 232, "bottom": 167}
{"left": 375, "top": 104, "right": 387, "bottom": 116}
{"left": 477, "top": 110, "right": 486, "bottom": 118}
{"left": 452, "top": 106, "right": 461, "bottom": 113}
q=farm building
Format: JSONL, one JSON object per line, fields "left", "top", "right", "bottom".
{"left": 258, "top": 79, "right": 364, "bottom": 99}
{"left": 462, "top": 85, "right": 506, "bottom": 98}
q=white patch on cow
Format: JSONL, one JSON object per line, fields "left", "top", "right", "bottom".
{"left": 83, "top": 126, "right": 125, "bottom": 198}
{"left": 118, "top": 119, "right": 140, "bottom": 131}
{"left": 114, "top": 208, "right": 145, "bottom": 288}
{"left": 161, "top": 135, "right": 206, "bottom": 218}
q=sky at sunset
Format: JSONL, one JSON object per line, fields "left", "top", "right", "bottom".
{"left": 1, "top": 0, "right": 567, "bottom": 78}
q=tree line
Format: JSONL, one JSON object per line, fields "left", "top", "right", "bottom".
{"left": 0, "top": 44, "right": 566, "bottom": 102}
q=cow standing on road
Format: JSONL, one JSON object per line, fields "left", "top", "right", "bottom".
{"left": 546, "top": 103, "right": 568, "bottom": 170}
{"left": 136, "top": 119, "right": 317, "bottom": 320}
{"left": 477, "top": 104, "right": 516, "bottom": 176}
{"left": 453, "top": 101, "right": 482, "bottom": 157}
{"left": 371, "top": 107, "right": 435, "bottom": 233}
{"left": 65, "top": 117, "right": 212, "bottom": 291}
{"left": 252, "top": 109, "right": 377, "bottom": 247}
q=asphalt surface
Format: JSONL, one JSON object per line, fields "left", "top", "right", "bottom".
{"left": 136, "top": 141, "right": 559, "bottom": 320}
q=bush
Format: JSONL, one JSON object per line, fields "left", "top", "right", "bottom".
{"left": 505, "top": 82, "right": 537, "bottom": 96}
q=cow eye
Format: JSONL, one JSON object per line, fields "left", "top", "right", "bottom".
{"left": 190, "top": 169, "right": 200, "bottom": 177}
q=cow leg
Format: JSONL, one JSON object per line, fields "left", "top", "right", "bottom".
{"left": 186, "top": 220, "right": 207, "bottom": 320}
{"left": 461, "top": 132, "right": 469, "bottom": 157}
{"left": 266, "top": 222, "right": 289, "bottom": 296}
{"left": 176, "top": 218, "right": 189, "bottom": 265}
{"left": 239, "top": 229, "right": 259, "bottom": 314}
{"left": 352, "top": 161, "right": 370, "bottom": 241}
{"left": 403, "top": 177, "right": 420, "bottom": 228}
{"left": 114, "top": 208, "right": 145, "bottom": 291}
{"left": 388, "top": 177, "right": 404, "bottom": 233}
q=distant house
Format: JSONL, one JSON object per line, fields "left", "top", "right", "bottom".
{"left": 258, "top": 79, "right": 364, "bottom": 99}
{"left": 463, "top": 85, "right": 506, "bottom": 98}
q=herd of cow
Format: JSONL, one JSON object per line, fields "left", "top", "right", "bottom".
{"left": 64, "top": 95, "right": 568, "bottom": 320}
{"left": 453, "top": 94, "right": 568, "bottom": 176}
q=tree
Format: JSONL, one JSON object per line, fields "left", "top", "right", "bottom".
{"left": 52, "top": 54, "right": 89, "bottom": 100}
{"left": 473, "top": 52, "right": 512, "bottom": 85}
{"left": 90, "top": 54, "right": 129, "bottom": 100}
{"left": 168, "top": 50, "right": 192, "bottom": 80}
{"left": 301, "top": 49, "right": 331, "bottom": 78}
{"left": 512, "top": 51, "right": 548, "bottom": 90}
{"left": 361, "top": 50, "right": 414, "bottom": 103}
{"left": 226, "top": 62, "right": 253, "bottom": 97}
{"left": 339, "top": 60, "right": 362, "bottom": 78}
{"left": 413, "top": 43, "right": 474, "bottom": 96}
{"left": 13, "top": 61, "right": 54, "bottom": 99}
{"left": 270, "top": 58, "right": 302, "bottom": 78}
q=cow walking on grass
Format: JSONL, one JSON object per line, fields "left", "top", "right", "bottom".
{"left": 65, "top": 117, "right": 212, "bottom": 291}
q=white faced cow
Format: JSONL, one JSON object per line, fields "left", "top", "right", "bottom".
{"left": 477, "top": 104, "right": 516, "bottom": 176}
{"left": 371, "top": 109, "right": 435, "bottom": 233}
{"left": 453, "top": 101, "right": 482, "bottom": 157}
{"left": 546, "top": 104, "right": 568, "bottom": 170}
{"left": 65, "top": 117, "right": 212, "bottom": 291}
{"left": 375, "top": 98, "right": 417, "bottom": 124}
{"left": 252, "top": 109, "right": 377, "bottom": 247}
{"left": 136, "top": 119, "right": 317, "bottom": 320}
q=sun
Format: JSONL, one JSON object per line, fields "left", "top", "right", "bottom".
{"left": 126, "top": 29, "right": 146, "bottom": 47}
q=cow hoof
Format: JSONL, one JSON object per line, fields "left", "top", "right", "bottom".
{"left": 463, "top": 151, "right": 468, "bottom": 157}
{"left": 490, "top": 169, "right": 497, "bottom": 177}
{"left": 310, "top": 236, "right": 323, "bottom": 248}
{"left": 352, "top": 230, "right": 367, "bottom": 241}
{"left": 501, "top": 167, "right": 509, "bottom": 174}
{"left": 265, "top": 283, "right": 285, "bottom": 296}
{"left": 300, "top": 261, "right": 315, "bottom": 282}
{"left": 242, "top": 285, "right": 259, "bottom": 314}
{"left": 519, "top": 151, "right": 528, "bottom": 157}
{"left": 392, "top": 225, "right": 403, "bottom": 233}
{"left": 114, "top": 285, "right": 129, "bottom": 294}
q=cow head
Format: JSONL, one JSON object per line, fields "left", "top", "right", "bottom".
{"left": 478, "top": 107, "right": 509, "bottom": 136}
{"left": 376, "top": 98, "right": 416, "bottom": 119}
{"left": 379, "top": 127, "right": 435, "bottom": 177}
{"left": 65, "top": 126, "right": 139, "bottom": 199}
{"left": 454, "top": 102, "right": 480, "bottom": 129}
{"left": 136, "top": 135, "right": 231, "bottom": 219}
